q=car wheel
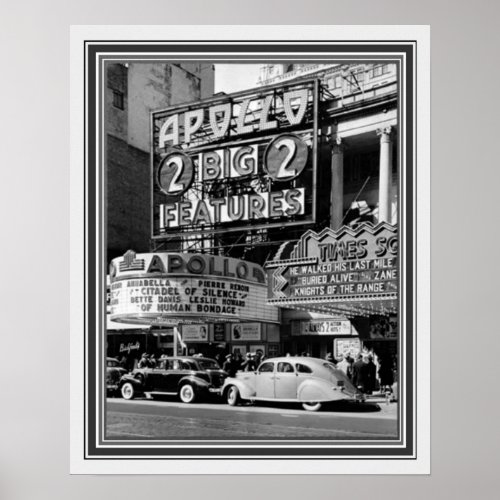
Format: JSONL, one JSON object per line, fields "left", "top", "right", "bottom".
{"left": 179, "top": 384, "right": 196, "bottom": 404}
{"left": 121, "top": 382, "right": 135, "bottom": 400}
{"left": 226, "top": 386, "right": 240, "bottom": 406}
{"left": 302, "top": 402, "right": 322, "bottom": 412}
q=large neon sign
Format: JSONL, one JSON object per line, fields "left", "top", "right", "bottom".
{"left": 151, "top": 79, "right": 319, "bottom": 239}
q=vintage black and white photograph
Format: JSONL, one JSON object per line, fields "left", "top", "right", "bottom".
{"left": 70, "top": 26, "right": 430, "bottom": 473}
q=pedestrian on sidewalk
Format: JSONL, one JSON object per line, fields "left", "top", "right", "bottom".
{"left": 352, "top": 354, "right": 366, "bottom": 392}
{"left": 364, "top": 355, "right": 377, "bottom": 394}
{"left": 149, "top": 354, "right": 157, "bottom": 368}
{"left": 241, "top": 353, "right": 257, "bottom": 372}
{"left": 337, "top": 354, "right": 351, "bottom": 377}
{"left": 138, "top": 353, "right": 150, "bottom": 369}
{"left": 378, "top": 356, "right": 395, "bottom": 393}
{"left": 222, "top": 353, "right": 237, "bottom": 377}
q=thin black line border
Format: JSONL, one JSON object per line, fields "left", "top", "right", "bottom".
{"left": 83, "top": 40, "right": 416, "bottom": 459}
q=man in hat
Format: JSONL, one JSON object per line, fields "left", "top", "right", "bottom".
{"left": 137, "top": 353, "right": 150, "bottom": 369}
{"left": 222, "top": 353, "right": 237, "bottom": 377}
{"left": 241, "top": 352, "right": 257, "bottom": 372}
{"left": 149, "top": 353, "right": 157, "bottom": 368}
{"left": 254, "top": 349, "right": 265, "bottom": 367}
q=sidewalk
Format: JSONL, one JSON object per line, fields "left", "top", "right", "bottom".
{"left": 363, "top": 392, "right": 399, "bottom": 418}
{"left": 365, "top": 392, "right": 398, "bottom": 404}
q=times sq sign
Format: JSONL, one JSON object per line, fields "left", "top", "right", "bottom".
{"left": 151, "top": 79, "right": 319, "bottom": 239}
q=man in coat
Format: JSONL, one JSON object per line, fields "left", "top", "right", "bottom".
{"left": 241, "top": 353, "right": 257, "bottom": 372}
{"left": 364, "top": 355, "right": 377, "bottom": 394}
{"left": 222, "top": 354, "right": 237, "bottom": 377}
{"left": 352, "top": 354, "right": 367, "bottom": 392}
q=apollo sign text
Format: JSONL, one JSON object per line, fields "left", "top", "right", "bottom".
{"left": 151, "top": 80, "right": 319, "bottom": 238}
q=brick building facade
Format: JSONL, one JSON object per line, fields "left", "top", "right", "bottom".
{"left": 106, "top": 62, "right": 215, "bottom": 262}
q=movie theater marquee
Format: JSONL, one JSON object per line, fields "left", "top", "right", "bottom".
{"left": 151, "top": 79, "right": 319, "bottom": 239}
{"left": 109, "top": 252, "right": 279, "bottom": 325}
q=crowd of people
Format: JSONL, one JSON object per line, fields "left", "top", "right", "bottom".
{"left": 325, "top": 350, "right": 397, "bottom": 397}
{"left": 221, "top": 351, "right": 265, "bottom": 377}
{"left": 115, "top": 350, "right": 267, "bottom": 377}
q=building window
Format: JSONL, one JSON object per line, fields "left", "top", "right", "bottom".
{"left": 112, "top": 90, "right": 124, "bottom": 110}
{"left": 370, "top": 64, "right": 392, "bottom": 78}
{"left": 372, "top": 65, "right": 383, "bottom": 78}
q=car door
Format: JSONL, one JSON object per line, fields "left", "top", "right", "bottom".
{"left": 162, "top": 359, "right": 184, "bottom": 393}
{"left": 255, "top": 361, "right": 275, "bottom": 399}
{"left": 274, "top": 361, "right": 298, "bottom": 399}
{"left": 148, "top": 359, "right": 167, "bottom": 391}
{"left": 149, "top": 359, "right": 174, "bottom": 392}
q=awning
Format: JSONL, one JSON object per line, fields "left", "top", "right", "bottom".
{"left": 266, "top": 296, "right": 397, "bottom": 318}
{"left": 107, "top": 317, "right": 151, "bottom": 331}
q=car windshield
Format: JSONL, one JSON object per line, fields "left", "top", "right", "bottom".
{"left": 198, "top": 360, "right": 220, "bottom": 370}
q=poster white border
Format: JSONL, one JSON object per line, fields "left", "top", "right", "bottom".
{"left": 70, "top": 24, "right": 429, "bottom": 474}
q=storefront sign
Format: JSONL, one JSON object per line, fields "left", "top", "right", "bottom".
{"left": 118, "top": 341, "right": 140, "bottom": 354}
{"left": 151, "top": 80, "right": 319, "bottom": 239}
{"left": 230, "top": 323, "right": 261, "bottom": 341}
{"left": 334, "top": 338, "right": 361, "bottom": 359}
{"left": 266, "top": 223, "right": 398, "bottom": 316}
{"left": 110, "top": 252, "right": 279, "bottom": 325}
{"left": 292, "top": 319, "right": 351, "bottom": 336}
{"left": 182, "top": 324, "right": 209, "bottom": 342}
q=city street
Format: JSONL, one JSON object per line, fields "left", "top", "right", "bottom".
{"left": 106, "top": 397, "right": 398, "bottom": 440}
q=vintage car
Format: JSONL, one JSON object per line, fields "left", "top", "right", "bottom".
{"left": 106, "top": 357, "right": 128, "bottom": 395}
{"left": 222, "top": 356, "right": 364, "bottom": 411}
{"left": 119, "top": 356, "right": 227, "bottom": 403}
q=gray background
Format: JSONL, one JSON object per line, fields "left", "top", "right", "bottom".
{"left": 0, "top": 0, "right": 498, "bottom": 498}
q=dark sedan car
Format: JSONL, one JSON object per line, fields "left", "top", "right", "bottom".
{"left": 118, "top": 356, "right": 227, "bottom": 403}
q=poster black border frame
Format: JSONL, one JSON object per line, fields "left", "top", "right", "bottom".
{"left": 83, "top": 40, "right": 416, "bottom": 460}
